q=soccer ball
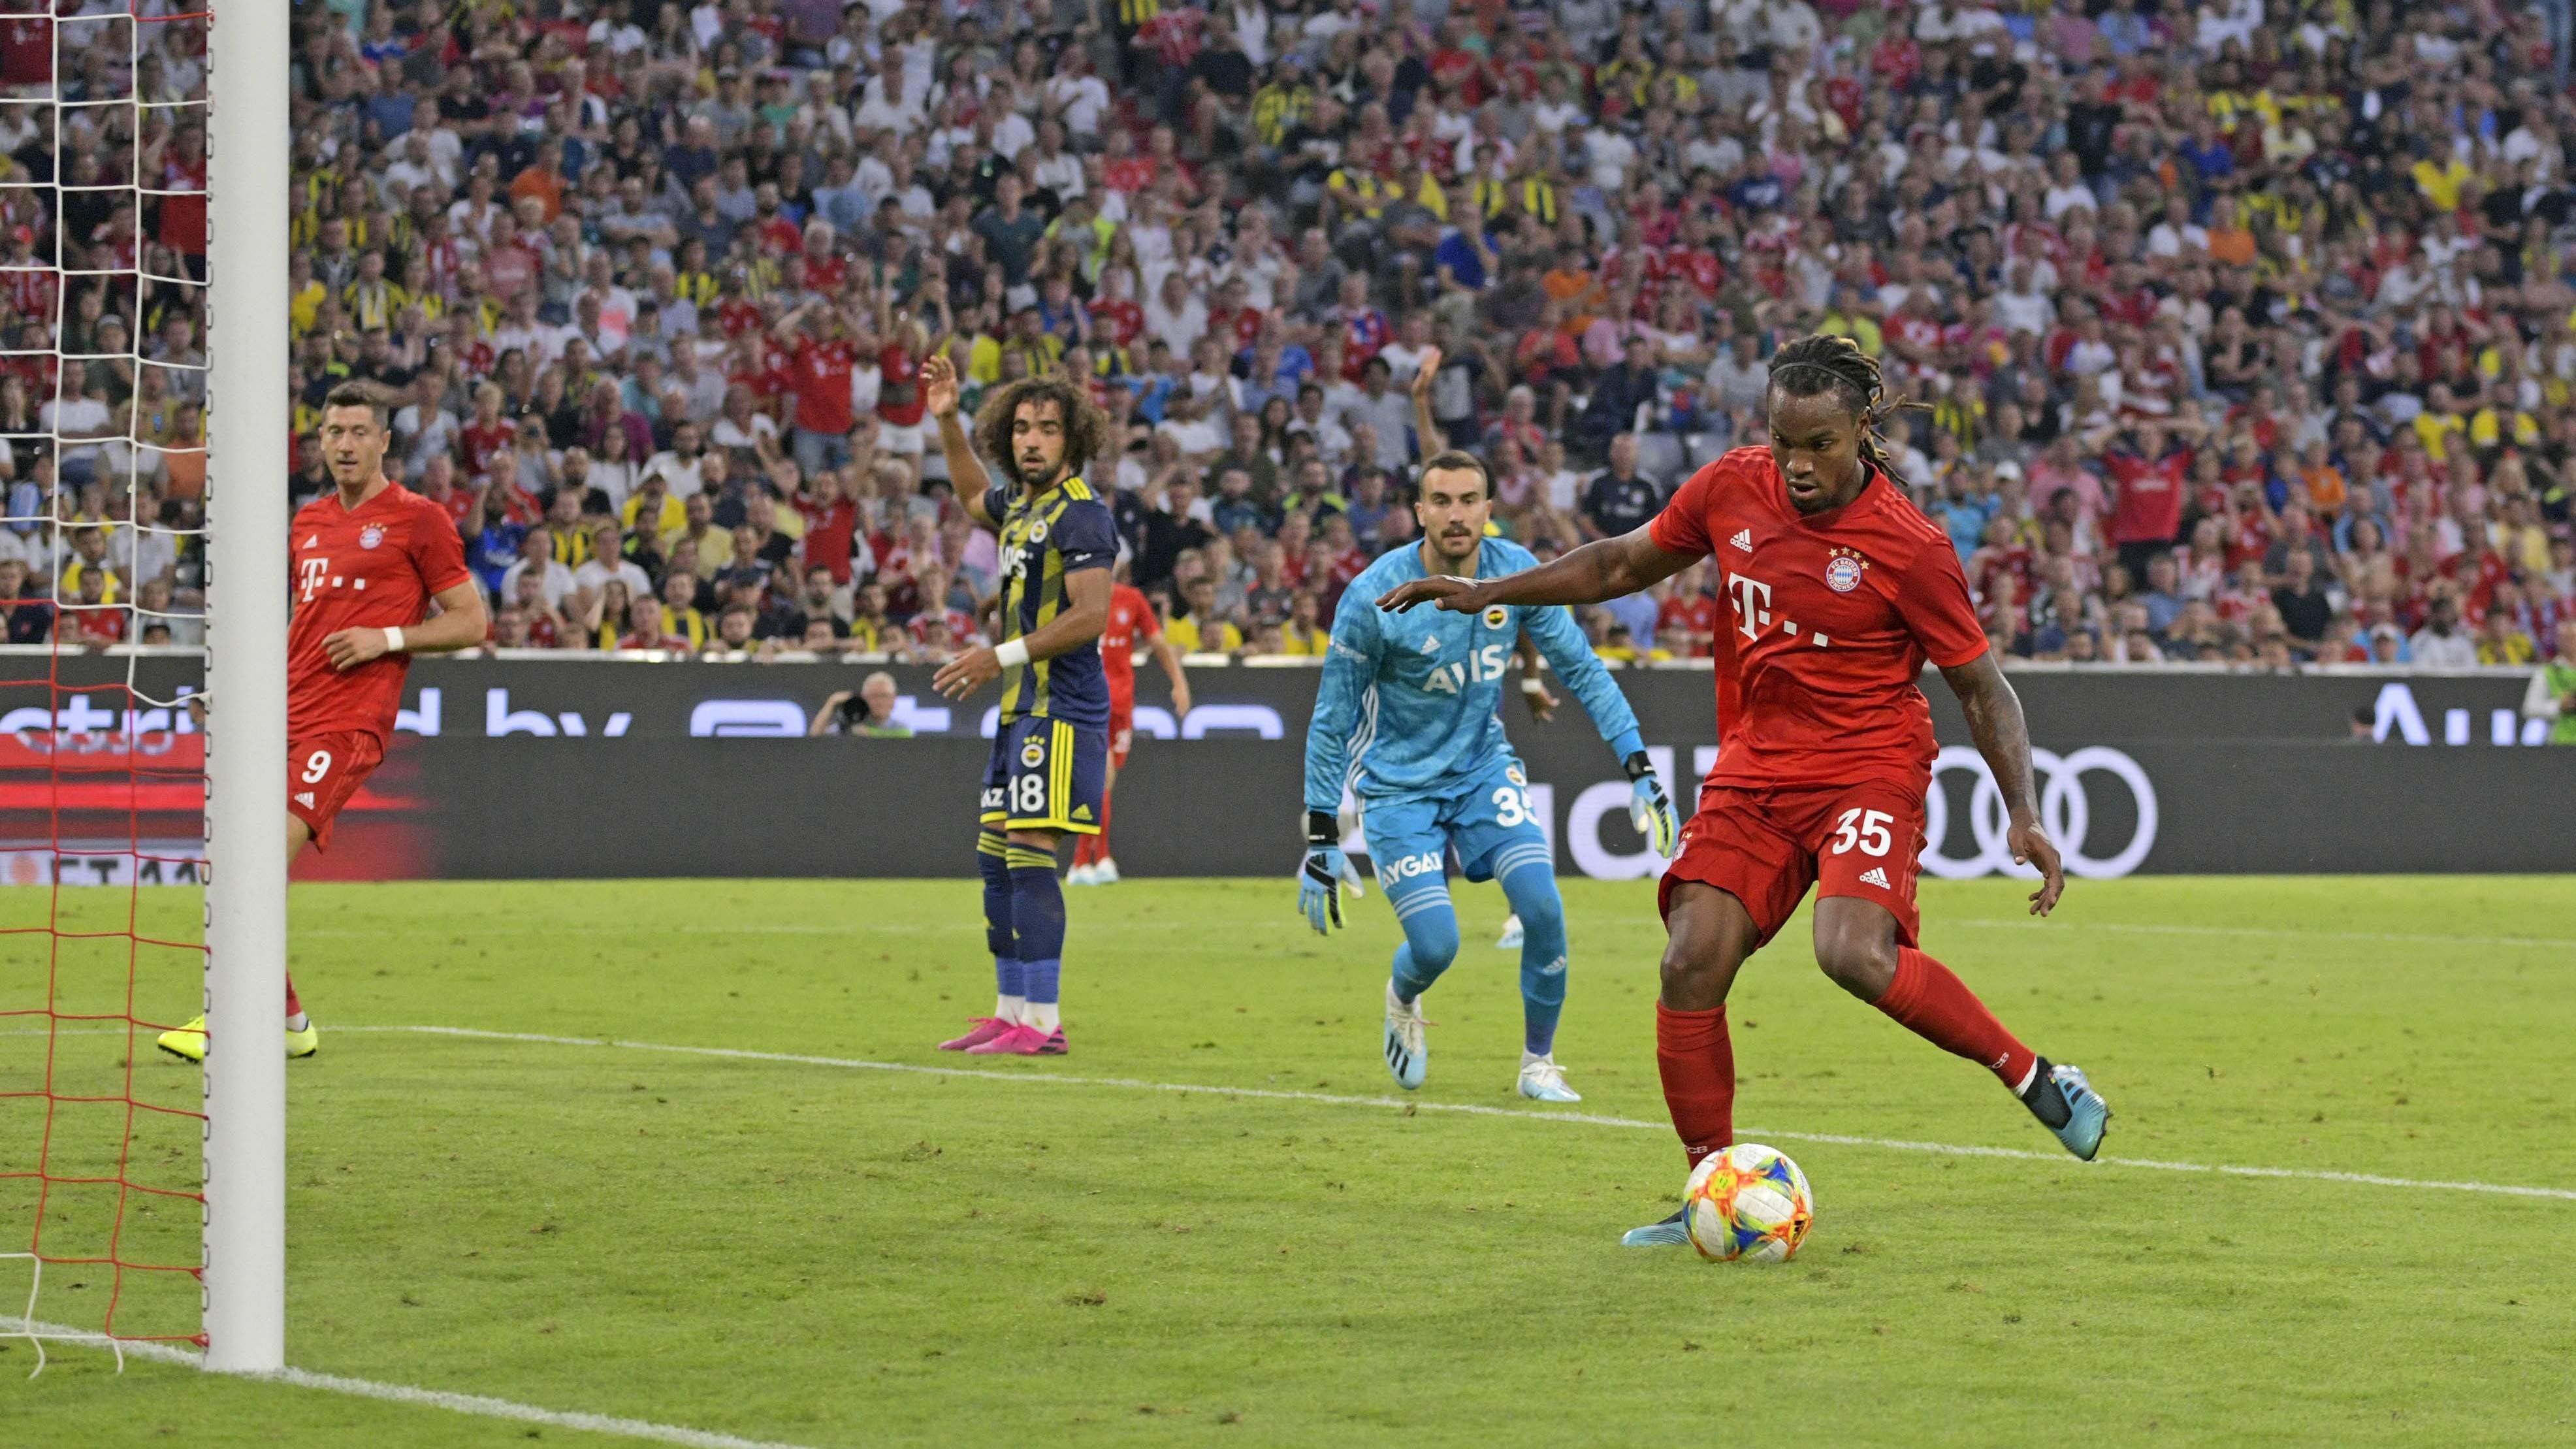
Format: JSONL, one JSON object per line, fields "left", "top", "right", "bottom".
{"left": 1682, "top": 1143, "right": 1814, "bottom": 1263}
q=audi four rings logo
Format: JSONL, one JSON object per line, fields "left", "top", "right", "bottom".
{"left": 1921, "top": 745, "right": 2159, "bottom": 880}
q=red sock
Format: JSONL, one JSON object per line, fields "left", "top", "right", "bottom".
{"left": 285, "top": 973, "right": 302, "bottom": 1021}
{"left": 1654, "top": 1003, "right": 1735, "bottom": 1171}
{"left": 1093, "top": 789, "right": 1114, "bottom": 858}
{"left": 1071, "top": 832, "right": 1095, "bottom": 868}
{"left": 1873, "top": 947, "right": 2035, "bottom": 1090}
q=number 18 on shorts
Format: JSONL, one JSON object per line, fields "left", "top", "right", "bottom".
{"left": 981, "top": 716, "right": 1108, "bottom": 835}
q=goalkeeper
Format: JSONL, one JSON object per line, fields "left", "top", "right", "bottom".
{"left": 1300, "top": 396, "right": 1677, "bottom": 1105}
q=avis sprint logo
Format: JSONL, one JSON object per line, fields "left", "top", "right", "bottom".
{"left": 1376, "top": 853, "right": 1442, "bottom": 890}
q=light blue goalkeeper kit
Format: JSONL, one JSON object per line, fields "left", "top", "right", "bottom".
{"left": 1302, "top": 537, "right": 1650, "bottom": 1060}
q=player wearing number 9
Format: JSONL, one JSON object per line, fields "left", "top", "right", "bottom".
{"left": 1303, "top": 448, "right": 1675, "bottom": 1106}
{"left": 158, "top": 381, "right": 489, "bottom": 1067}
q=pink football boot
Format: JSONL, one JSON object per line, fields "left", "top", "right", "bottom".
{"left": 937, "top": 1017, "right": 1016, "bottom": 1051}
{"left": 963, "top": 1023, "right": 1067, "bottom": 1055}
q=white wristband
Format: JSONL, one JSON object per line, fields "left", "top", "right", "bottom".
{"left": 1521, "top": 676, "right": 1547, "bottom": 694}
{"left": 993, "top": 638, "right": 1031, "bottom": 669}
{"left": 383, "top": 627, "right": 406, "bottom": 653}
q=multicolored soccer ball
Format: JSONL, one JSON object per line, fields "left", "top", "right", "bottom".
{"left": 1682, "top": 1143, "right": 1814, "bottom": 1263}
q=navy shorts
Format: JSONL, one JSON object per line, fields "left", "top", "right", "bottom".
{"left": 980, "top": 715, "right": 1108, "bottom": 836}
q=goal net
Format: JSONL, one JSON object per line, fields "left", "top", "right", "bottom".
{"left": 1, "top": 0, "right": 284, "bottom": 1373}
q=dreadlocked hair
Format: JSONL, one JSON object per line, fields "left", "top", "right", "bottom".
{"left": 1765, "top": 334, "right": 1931, "bottom": 487}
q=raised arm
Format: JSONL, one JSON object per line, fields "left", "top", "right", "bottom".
{"left": 922, "top": 353, "right": 996, "bottom": 528}
{"left": 1409, "top": 344, "right": 1445, "bottom": 453}
{"left": 1377, "top": 524, "right": 1699, "bottom": 615}
{"left": 1938, "top": 650, "right": 2065, "bottom": 916}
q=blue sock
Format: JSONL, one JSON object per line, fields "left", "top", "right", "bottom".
{"left": 1006, "top": 842, "right": 1065, "bottom": 1026}
{"left": 1502, "top": 863, "right": 1570, "bottom": 1057}
{"left": 977, "top": 832, "right": 1022, "bottom": 1001}
{"left": 1387, "top": 883, "right": 1459, "bottom": 1004}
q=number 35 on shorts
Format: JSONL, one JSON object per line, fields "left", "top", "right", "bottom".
{"left": 1829, "top": 807, "right": 1895, "bottom": 857}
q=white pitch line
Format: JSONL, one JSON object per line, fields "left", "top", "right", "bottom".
{"left": 347, "top": 1025, "right": 2576, "bottom": 1203}
{"left": 7, "top": 1317, "right": 822, "bottom": 1449}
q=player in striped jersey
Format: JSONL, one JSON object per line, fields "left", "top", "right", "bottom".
{"left": 924, "top": 357, "right": 1116, "bottom": 1056}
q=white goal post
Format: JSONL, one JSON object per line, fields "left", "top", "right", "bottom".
{"left": 200, "top": 0, "right": 290, "bottom": 1375}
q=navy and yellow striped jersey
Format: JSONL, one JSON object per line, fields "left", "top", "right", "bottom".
{"left": 985, "top": 474, "right": 1118, "bottom": 728}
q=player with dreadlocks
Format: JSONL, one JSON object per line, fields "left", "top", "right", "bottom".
{"left": 1379, "top": 334, "right": 2111, "bottom": 1245}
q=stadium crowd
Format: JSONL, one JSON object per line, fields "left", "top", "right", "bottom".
{"left": 7, "top": 0, "right": 2576, "bottom": 674}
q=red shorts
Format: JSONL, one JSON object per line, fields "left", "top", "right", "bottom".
{"left": 1108, "top": 700, "right": 1135, "bottom": 770}
{"left": 1658, "top": 779, "right": 1925, "bottom": 949}
{"left": 287, "top": 732, "right": 383, "bottom": 853}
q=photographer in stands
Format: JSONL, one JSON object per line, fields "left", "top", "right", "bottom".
{"left": 811, "top": 670, "right": 914, "bottom": 739}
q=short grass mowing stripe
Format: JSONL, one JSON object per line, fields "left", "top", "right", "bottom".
{"left": 291, "top": 916, "right": 2576, "bottom": 950}
{"left": 7, "top": 1318, "right": 822, "bottom": 1449}
{"left": 344, "top": 1024, "right": 2576, "bottom": 1203}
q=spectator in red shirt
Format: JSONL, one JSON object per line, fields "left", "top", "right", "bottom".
{"left": 774, "top": 297, "right": 860, "bottom": 478}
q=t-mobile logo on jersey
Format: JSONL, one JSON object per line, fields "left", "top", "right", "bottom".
{"left": 1726, "top": 572, "right": 1772, "bottom": 643}
{"left": 298, "top": 556, "right": 330, "bottom": 603}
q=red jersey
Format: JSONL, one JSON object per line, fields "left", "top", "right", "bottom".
{"left": 1088, "top": 297, "right": 1143, "bottom": 348}
{"left": 1102, "top": 156, "right": 1155, "bottom": 195}
{"left": 288, "top": 483, "right": 473, "bottom": 747}
{"left": 1658, "top": 246, "right": 1723, "bottom": 298}
{"left": 1656, "top": 589, "right": 1720, "bottom": 654}
{"left": 458, "top": 417, "right": 515, "bottom": 479}
{"left": 2105, "top": 446, "right": 2189, "bottom": 545}
{"left": 1647, "top": 449, "right": 1988, "bottom": 794}
{"left": 1100, "top": 583, "right": 1159, "bottom": 708}
{"left": 788, "top": 336, "right": 856, "bottom": 436}
{"left": 877, "top": 344, "right": 924, "bottom": 426}
{"left": 157, "top": 154, "right": 207, "bottom": 255}
{"left": 0, "top": 18, "right": 51, "bottom": 86}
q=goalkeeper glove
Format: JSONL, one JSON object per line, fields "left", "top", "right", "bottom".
{"left": 1624, "top": 752, "right": 1680, "bottom": 858}
{"left": 1298, "top": 810, "right": 1366, "bottom": 934}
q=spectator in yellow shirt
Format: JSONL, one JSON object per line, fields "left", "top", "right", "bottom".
{"left": 658, "top": 570, "right": 711, "bottom": 650}
{"left": 2411, "top": 148, "right": 2473, "bottom": 212}
{"left": 2477, "top": 604, "right": 2537, "bottom": 666}
{"left": 1278, "top": 591, "right": 1330, "bottom": 655}
{"left": 622, "top": 468, "right": 688, "bottom": 537}
{"left": 2412, "top": 383, "right": 2467, "bottom": 463}
{"left": 1165, "top": 576, "right": 1244, "bottom": 653}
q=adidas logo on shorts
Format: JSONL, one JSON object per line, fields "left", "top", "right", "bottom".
{"left": 1858, "top": 866, "right": 1891, "bottom": 888}
{"left": 294, "top": 792, "right": 315, "bottom": 808}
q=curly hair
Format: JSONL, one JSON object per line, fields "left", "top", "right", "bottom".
{"left": 1765, "top": 333, "right": 1930, "bottom": 486}
{"left": 973, "top": 373, "right": 1114, "bottom": 490}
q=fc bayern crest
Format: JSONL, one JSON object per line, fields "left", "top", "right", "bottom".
{"left": 1824, "top": 555, "right": 1864, "bottom": 593}
{"left": 358, "top": 525, "right": 385, "bottom": 549}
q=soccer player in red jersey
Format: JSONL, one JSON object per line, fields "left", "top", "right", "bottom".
{"left": 1379, "top": 336, "right": 2110, "bottom": 1245}
{"left": 158, "top": 382, "right": 488, "bottom": 1064}
{"left": 1068, "top": 561, "right": 1190, "bottom": 887}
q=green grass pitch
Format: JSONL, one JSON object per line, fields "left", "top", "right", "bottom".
{"left": 6, "top": 876, "right": 2574, "bottom": 1446}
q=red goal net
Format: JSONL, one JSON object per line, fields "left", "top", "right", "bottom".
{"left": 1, "top": 0, "right": 213, "bottom": 1365}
